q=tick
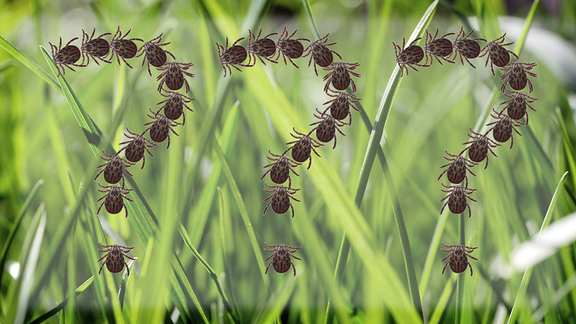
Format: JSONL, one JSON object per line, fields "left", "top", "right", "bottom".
{"left": 498, "top": 91, "right": 538, "bottom": 125}
{"left": 117, "top": 127, "right": 157, "bottom": 169}
{"left": 478, "top": 33, "right": 519, "bottom": 76}
{"left": 247, "top": 28, "right": 278, "bottom": 66}
{"left": 321, "top": 91, "right": 360, "bottom": 126}
{"left": 96, "top": 183, "right": 134, "bottom": 218}
{"left": 499, "top": 61, "right": 538, "bottom": 93}
{"left": 108, "top": 26, "right": 143, "bottom": 68}
{"left": 274, "top": 26, "right": 310, "bottom": 68}
{"left": 261, "top": 150, "right": 300, "bottom": 188}
{"left": 423, "top": 28, "right": 455, "bottom": 66}
{"left": 450, "top": 26, "right": 486, "bottom": 68}
{"left": 441, "top": 242, "right": 478, "bottom": 276}
{"left": 460, "top": 127, "right": 501, "bottom": 169}
{"left": 94, "top": 149, "right": 134, "bottom": 188}
{"left": 154, "top": 91, "right": 194, "bottom": 125}
{"left": 392, "top": 37, "right": 425, "bottom": 77}
{"left": 323, "top": 61, "right": 361, "bottom": 93}
{"left": 437, "top": 150, "right": 478, "bottom": 188}
{"left": 135, "top": 33, "right": 176, "bottom": 76}
{"left": 487, "top": 108, "right": 524, "bottom": 149}
{"left": 215, "top": 37, "right": 251, "bottom": 77}
{"left": 143, "top": 108, "right": 182, "bottom": 149}
{"left": 263, "top": 183, "right": 301, "bottom": 218}
{"left": 283, "top": 127, "right": 324, "bottom": 170}
{"left": 264, "top": 242, "right": 302, "bottom": 276}
{"left": 98, "top": 243, "right": 135, "bottom": 276}
{"left": 302, "top": 33, "right": 343, "bottom": 76}
{"left": 80, "top": 28, "right": 112, "bottom": 66}
{"left": 49, "top": 37, "right": 83, "bottom": 76}
{"left": 156, "top": 61, "right": 194, "bottom": 94}
{"left": 310, "top": 109, "right": 346, "bottom": 149}
{"left": 440, "top": 183, "right": 478, "bottom": 218}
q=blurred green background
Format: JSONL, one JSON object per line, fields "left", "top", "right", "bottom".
{"left": 2, "top": 0, "right": 576, "bottom": 323}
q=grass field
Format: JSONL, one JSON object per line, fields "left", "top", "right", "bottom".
{"left": 2, "top": 0, "right": 576, "bottom": 323}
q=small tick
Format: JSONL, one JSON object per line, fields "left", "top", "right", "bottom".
{"left": 423, "top": 28, "right": 455, "bottom": 66}
{"left": 450, "top": 26, "right": 486, "bottom": 68}
{"left": 135, "top": 33, "right": 176, "bottom": 76}
{"left": 156, "top": 61, "right": 194, "bottom": 94}
{"left": 437, "top": 150, "right": 478, "bottom": 188}
{"left": 321, "top": 91, "right": 360, "bottom": 126}
{"left": 108, "top": 26, "right": 144, "bottom": 68}
{"left": 96, "top": 183, "right": 134, "bottom": 218}
{"left": 143, "top": 108, "right": 182, "bottom": 149}
{"left": 309, "top": 109, "right": 346, "bottom": 149}
{"left": 49, "top": 37, "right": 83, "bottom": 76}
{"left": 283, "top": 127, "right": 324, "bottom": 170}
{"left": 274, "top": 26, "right": 310, "bottom": 68}
{"left": 499, "top": 61, "right": 538, "bottom": 93}
{"left": 441, "top": 242, "right": 478, "bottom": 276}
{"left": 247, "top": 28, "right": 278, "bottom": 66}
{"left": 117, "top": 127, "right": 157, "bottom": 169}
{"left": 392, "top": 37, "right": 425, "bottom": 77}
{"left": 498, "top": 91, "right": 538, "bottom": 125}
{"left": 440, "top": 183, "right": 478, "bottom": 218}
{"left": 323, "top": 61, "right": 361, "bottom": 93}
{"left": 264, "top": 242, "right": 302, "bottom": 276}
{"left": 302, "top": 33, "right": 343, "bottom": 76}
{"left": 94, "top": 149, "right": 134, "bottom": 188}
{"left": 263, "top": 183, "right": 301, "bottom": 218}
{"left": 460, "top": 127, "right": 501, "bottom": 169}
{"left": 154, "top": 91, "right": 194, "bottom": 125}
{"left": 261, "top": 150, "right": 301, "bottom": 188}
{"left": 80, "top": 28, "right": 112, "bottom": 66}
{"left": 487, "top": 108, "right": 524, "bottom": 149}
{"left": 478, "top": 33, "right": 519, "bottom": 76}
{"left": 98, "top": 243, "right": 135, "bottom": 276}
{"left": 215, "top": 37, "right": 251, "bottom": 77}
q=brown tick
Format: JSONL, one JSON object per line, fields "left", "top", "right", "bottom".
{"left": 283, "top": 127, "right": 324, "bottom": 170}
{"left": 156, "top": 61, "right": 194, "bottom": 94}
{"left": 460, "top": 127, "right": 501, "bottom": 169}
{"left": 498, "top": 91, "right": 538, "bottom": 125}
{"left": 96, "top": 183, "right": 134, "bottom": 218}
{"left": 135, "top": 33, "right": 176, "bottom": 76}
{"left": 49, "top": 37, "right": 83, "bottom": 76}
{"left": 143, "top": 108, "right": 182, "bottom": 149}
{"left": 321, "top": 91, "right": 360, "bottom": 126}
{"left": 263, "top": 183, "right": 301, "bottom": 218}
{"left": 423, "top": 28, "right": 455, "bottom": 66}
{"left": 108, "top": 26, "right": 143, "bottom": 69}
{"left": 440, "top": 183, "right": 478, "bottom": 218}
{"left": 215, "top": 37, "right": 251, "bottom": 77}
{"left": 487, "top": 108, "right": 524, "bottom": 149}
{"left": 154, "top": 91, "right": 194, "bottom": 125}
{"left": 94, "top": 150, "right": 134, "bottom": 188}
{"left": 450, "top": 26, "right": 486, "bottom": 68}
{"left": 323, "top": 61, "right": 361, "bottom": 93}
{"left": 117, "top": 127, "right": 157, "bottom": 169}
{"left": 499, "top": 61, "right": 538, "bottom": 93}
{"left": 98, "top": 243, "right": 135, "bottom": 276}
{"left": 247, "top": 28, "right": 278, "bottom": 66}
{"left": 392, "top": 37, "right": 425, "bottom": 77}
{"left": 437, "top": 150, "right": 478, "bottom": 188}
{"left": 80, "top": 28, "right": 112, "bottom": 66}
{"left": 264, "top": 242, "right": 302, "bottom": 276}
{"left": 441, "top": 242, "right": 478, "bottom": 276}
{"left": 310, "top": 109, "right": 346, "bottom": 149}
{"left": 478, "top": 33, "right": 519, "bottom": 76}
{"left": 274, "top": 26, "right": 310, "bottom": 68}
{"left": 302, "top": 33, "right": 343, "bottom": 76}
{"left": 261, "top": 150, "right": 301, "bottom": 188}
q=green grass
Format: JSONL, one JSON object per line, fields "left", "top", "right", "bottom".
{"left": 1, "top": 0, "right": 576, "bottom": 323}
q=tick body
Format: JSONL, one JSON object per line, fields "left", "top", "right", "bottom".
{"left": 264, "top": 242, "right": 302, "bottom": 276}
{"left": 216, "top": 37, "right": 251, "bottom": 77}
{"left": 135, "top": 33, "right": 176, "bottom": 76}
{"left": 274, "top": 26, "right": 310, "bottom": 68}
{"left": 437, "top": 150, "right": 478, "bottom": 188}
{"left": 424, "top": 28, "right": 455, "bottom": 66}
{"left": 500, "top": 61, "right": 538, "bottom": 93}
{"left": 98, "top": 243, "right": 135, "bottom": 276}
{"left": 478, "top": 33, "right": 519, "bottom": 76}
{"left": 143, "top": 108, "right": 181, "bottom": 149}
{"left": 247, "top": 28, "right": 278, "bottom": 66}
{"left": 283, "top": 127, "right": 324, "bottom": 170}
{"left": 96, "top": 183, "right": 134, "bottom": 218}
{"left": 154, "top": 91, "right": 194, "bottom": 125}
{"left": 117, "top": 127, "right": 157, "bottom": 169}
{"left": 49, "top": 37, "right": 83, "bottom": 76}
{"left": 263, "top": 183, "right": 301, "bottom": 218}
{"left": 498, "top": 91, "right": 538, "bottom": 125}
{"left": 392, "top": 37, "right": 425, "bottom": 77}
{"left": 441, "top": 242, "right": 478, "bottom": 276}
{"left": 323, "top": 61, "right": 361, "bottom": 93}
{"left": 80, "top": 28, "right": 112, "bottom": 66}
{"left": 302, "top": 33, "right": 343, "bottom": 76}
{"left": 322, "top": 91, "right": 360, "bottom": 126}
{"left": 440, "top": 183, "right": 478, "bottom": 218}
{"left": 261, "top": 150, "right": 300, "bottom": 188}
{"left": 450, "top": 27, "right": 486, "bottom": 68}
{"left": 94, "top": 150, "right": 134, "bottom": 188}
{"left": 156, "top": 61, "right": 194, "bottom": 94}
{"left": 460, "top": 127, "right": 501, "bottom": 169}
{"left": 310, "top": 109, "right": 346, "bottom": 149}
{"left": 108, "top": 26, "right": 143, "bottom": 68}
{"left": 487, "top": 109, "right": 524, "bottom": 149}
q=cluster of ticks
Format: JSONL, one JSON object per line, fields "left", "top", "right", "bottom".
{"left": 214, "top": 26, "right": 362, "bottom": 276}
{"left": 49, "top": 26, "right": 196, "bottom": 276}
{"left": 394, "top": 26, "right": 538, "bottom": 276}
